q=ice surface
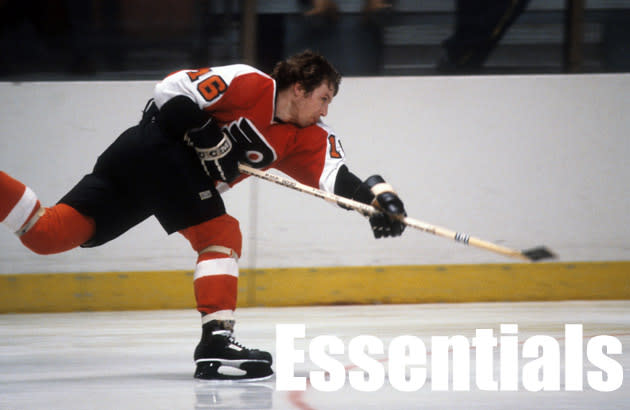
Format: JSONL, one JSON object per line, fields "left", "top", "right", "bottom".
{"left": 1, "top": 301, "right": 629, "bottom": 409}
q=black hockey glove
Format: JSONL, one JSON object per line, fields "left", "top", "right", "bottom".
{"left": 354, "top": 175, "right": 406, "bottom": 239}
{"left": 184, "top": 118, "right": 242, "bottom": 183}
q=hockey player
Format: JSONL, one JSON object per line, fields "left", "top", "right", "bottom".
{"left": 0, "top": 50, "right": 406, "bottom": 381}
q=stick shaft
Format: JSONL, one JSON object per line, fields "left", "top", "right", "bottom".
{"left": 238, "top": 164, "right": 530, "bottom": 261}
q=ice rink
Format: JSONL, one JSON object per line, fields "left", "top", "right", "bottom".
{"left": 1, "top": 301, "right": 629, "bottom": 410}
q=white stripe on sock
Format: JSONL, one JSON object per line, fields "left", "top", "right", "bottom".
{"left": 201, "top": 310, "right": 235, "bottom": 325}
{"left": 194, "top": 257, "right": 239, "bottom": 281}
{"left": 3, "top": 186, "right": 38, "bottom": 233}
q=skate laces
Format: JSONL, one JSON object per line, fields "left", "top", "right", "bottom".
{"left": 212, "top": 330, "right": 249, "bottom": 350}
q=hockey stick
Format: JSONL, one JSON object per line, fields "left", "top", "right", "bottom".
{"left": 238, "top": 164, "right": 555, "bottom": 262}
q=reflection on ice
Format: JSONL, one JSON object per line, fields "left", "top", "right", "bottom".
{"left": 194, "top": 381, "right": 273, "bottom": 409}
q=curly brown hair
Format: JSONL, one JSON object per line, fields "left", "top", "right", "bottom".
{"left": 270, "top": 50, "right": 341, "bottom": 96}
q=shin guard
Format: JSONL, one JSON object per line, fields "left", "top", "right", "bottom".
{"left": 1, "top": 171, "right": 95, "bottom": 254}
{"left": 179, "top": 214, "right": 242, "bottom": 316}
{"left": 20, "top": 204, "right": 95, "bottom": 255}
{"left": 0, "top": 171, "right": 41, "bottom": 235}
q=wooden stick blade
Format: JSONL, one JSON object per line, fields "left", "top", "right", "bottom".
{"left": 521, "top": 246, "right": 556, "bottom": 262}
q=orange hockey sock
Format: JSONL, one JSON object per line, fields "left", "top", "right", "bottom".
{"left": 20, "top": 203, "right": 96, "bottom": 255}
{"left": 179, "top": 214, "right": 242, "bottom": 316}
{"left": 0, "top": 171, "right": 41, "bottom": 233}
{"left": 1, "top": 171, "right": 95, "bottom": 254}
{"left": 193, "top": 258, "right": 239, "bottom": 316}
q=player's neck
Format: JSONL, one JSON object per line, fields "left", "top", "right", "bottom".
{"left": 274, "top": 88, "right": 295, "bottom": 124}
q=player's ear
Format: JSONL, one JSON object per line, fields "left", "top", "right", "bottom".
{"left": 293, "top": 82, "right": 306, "bottom": 97}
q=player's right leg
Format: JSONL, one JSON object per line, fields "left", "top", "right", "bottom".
{"left": 179, "top": 215, "right": 273, "bottom": 382}
{"left": 0, "top": 171, "right": 95, "bottom": 254}
{"left": 146, "top": 126, "right": 272, "bottom": 381}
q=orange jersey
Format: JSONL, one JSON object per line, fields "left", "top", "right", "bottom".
{"left": 153, "top": 64, "right": 346, "bottom": 193}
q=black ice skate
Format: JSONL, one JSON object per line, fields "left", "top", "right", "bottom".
{"left": 194, "top": 319, "right": 273, "bottom": 382}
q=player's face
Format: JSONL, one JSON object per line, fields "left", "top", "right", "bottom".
{"left": 294, "top": 82, "right": 335, "bottom": 127}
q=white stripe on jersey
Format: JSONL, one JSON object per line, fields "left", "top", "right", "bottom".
{"left": 317, "top": 121, "right": 346, "bottom": 194}
{"left": 153, "top": 64, "right": 270, "bottom": 111}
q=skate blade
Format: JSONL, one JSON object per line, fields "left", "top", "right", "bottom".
{"left": 195, "top": 360, "right": 273, "bottom": 382}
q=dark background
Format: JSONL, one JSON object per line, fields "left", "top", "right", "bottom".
{"left": 1, "top": 0, "right": 629, "bottom": 80}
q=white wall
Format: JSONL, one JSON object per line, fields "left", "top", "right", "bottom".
{"left": 1, "top": 74, "right": 628, "bottom": 274}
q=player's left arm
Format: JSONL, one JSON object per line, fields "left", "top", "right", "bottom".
{"left": 277, "top": 125, "right": 406, "bottom": 239}
{"left": 334, "top": 164, "right": 407, "bottom": 239}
